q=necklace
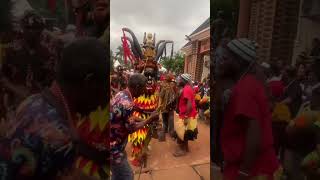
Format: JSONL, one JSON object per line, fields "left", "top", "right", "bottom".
{"left": 50, "top": 82, "right": 78, "bottom": 140}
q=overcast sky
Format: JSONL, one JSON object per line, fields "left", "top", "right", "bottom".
{"left": 110, "top": 0, "right": 210, "bottom": 53}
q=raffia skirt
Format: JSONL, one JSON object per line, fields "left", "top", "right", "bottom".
{"left": 174, "top": 113, "right": 198, "bottom": 141}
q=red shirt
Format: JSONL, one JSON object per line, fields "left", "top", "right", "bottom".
{"left": 268, "top": 78, "right": 285, "bottom": 100}
{"left": 179, "top": 84, "right": 197, "bottom": 118}
{"left": 221, "top": 75, "right": 279, "bottom": 180}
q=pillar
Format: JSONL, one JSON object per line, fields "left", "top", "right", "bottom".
{"left": 237, "top": 0, "right": 252, "bottom": 38}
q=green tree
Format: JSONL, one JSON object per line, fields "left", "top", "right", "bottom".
{"left": 110, "top": 50, "right": 114, "bottom": 71}
{"left": 115, "top": 45, "right": 124, "bottom": 64}
{"left": 160, "top": 52, "right": 184, "bottom": 74}
{"left": 173, "top": 53, "right": 184, "bottom": 74}
{"left": 114, "top": 45, "right": 132, "bottom": 69}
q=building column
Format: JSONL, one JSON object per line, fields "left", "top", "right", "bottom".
{"left": 237, "top": 0, "right": 252, "bottom": 38}
{"left": 184, "top": 56, "right": 188, "bottom": 73}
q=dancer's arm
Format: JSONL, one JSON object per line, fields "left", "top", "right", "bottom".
{"left": 131, "top": 112, "right": 159, "bottom": 131}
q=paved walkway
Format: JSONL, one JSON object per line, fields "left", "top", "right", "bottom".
{"left": 134, "top": 163, "right": 210, "bottom": 180}
{"left": 126, "top": 118, "right": 211, "bottom": 180}
{"left": 211, "top": 164, "right": 222, "bottom": 180}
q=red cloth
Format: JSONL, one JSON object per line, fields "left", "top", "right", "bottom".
{"left": 193, "top": 86, "right": 199, "bottom": 93}
{"left": 268, "top": 79, "right": 285, "bottom": 100}
{"left": 221, "top": 75, "right": 279, "bottom": 180}
{"left": 122, "top": 30, "right": 136, "bottom": 65}
{"left": 179, "top": 84, "right": 197, "bottom": 118}
{"left": 160, "top": 74, "right": 165, "bottom": 81}
{"left": 48, "top": 0, "right": 56, "bottom": 13}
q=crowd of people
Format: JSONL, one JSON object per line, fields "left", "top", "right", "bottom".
{"left": 0, "top": 7, "right": 209, "bottom": 180}
{"left": 213, "top": 37, "right": 320, "bottom": 180}
{"left": 0, "top": 6, "right": 108, "bottom": 123}
{"left": 0, "top": 1, "right": 111, "bottom": 179}
{"left": 109, "top": 64, "right": 210, "bottom": 178}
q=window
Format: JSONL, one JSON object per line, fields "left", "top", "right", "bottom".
{"left": 302, "top": 0, "right": 320, "bottom": 19}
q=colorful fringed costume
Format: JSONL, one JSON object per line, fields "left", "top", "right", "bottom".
{"left": 128, "top": 94, "right": 158, "bottom": 166}
{"left": 75, "top": 106, "right": 110, "bottom": 179}
{"left": 121, "top": 27, "right": 173, "bottom": 166}
{"left": 67, "top": 1, "right": 110, "bottom": 178}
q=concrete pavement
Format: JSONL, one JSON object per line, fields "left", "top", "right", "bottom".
{"left": 134, "top": 163, "right": 210, "bottom": 180}
{"left": 126, "top": 120, "right": 211, "bottom": 180}
{"left": 211, "top": 164, "right": 222, "bottom": 180}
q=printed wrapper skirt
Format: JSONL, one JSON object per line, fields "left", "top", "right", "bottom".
{"left": 174, "top": 114, "right": 198, "bottom": 141}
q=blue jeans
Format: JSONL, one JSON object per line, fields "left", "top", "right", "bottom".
{"left": 111, "top": 155, "right": 134, "bottom": 180}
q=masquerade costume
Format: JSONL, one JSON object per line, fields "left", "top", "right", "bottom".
{"left": 67, "top": 1, "right": 110, "bottom": 178}
{"left": 51, "top": 82, "right": 110, "bottom": 179}
{"left": 121, "top": 28, "right": 174, "bottom": 166}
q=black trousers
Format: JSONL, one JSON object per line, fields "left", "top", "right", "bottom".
{"left": 162, "top": 110, "right": 174, "bottom": 135}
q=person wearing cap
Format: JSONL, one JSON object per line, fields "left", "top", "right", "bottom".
{"left": 219, "top": 38, "right": 279, "bottom": 179}
{"left": 212, "top": 39, "right": 236, "bottom": 168}
{"left": 173, "top": 73, "right": 198, "bottom": 157}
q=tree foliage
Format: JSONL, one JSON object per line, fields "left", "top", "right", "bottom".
{"left": 110, "top": 49, "right": 114, "bottom": 71}
{"left": 160, "top": 52, "right": 184, "bottom": 75}
{"left": 115, "top": 45, "right": 124, "bottom": 64}
{"left": 114, "top": 45, "right": 132, "bottom": 69}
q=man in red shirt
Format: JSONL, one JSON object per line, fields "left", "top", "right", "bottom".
{"left": 173, "top": 73, "right": 198, "bottom": 157}
{"left": 219, "top": 38, "right": 279, "bottom": 179}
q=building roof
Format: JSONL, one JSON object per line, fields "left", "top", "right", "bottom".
{"left": 189, "top": 17, "right": 210, "bottom": 36}
{"left": 182, "top": 41, "right": 192, "bottom": 48}
{"left": 181, "top": 17, "right": 210, "bottom": 51}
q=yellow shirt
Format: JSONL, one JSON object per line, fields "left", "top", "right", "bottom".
{"left": 272, "top": 103, "right": 291, "bottom": 122}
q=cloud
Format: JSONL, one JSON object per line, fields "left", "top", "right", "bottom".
{"left": 110, "top": 0, "right": 210, "bottom": 53}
